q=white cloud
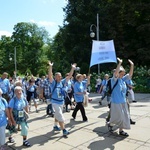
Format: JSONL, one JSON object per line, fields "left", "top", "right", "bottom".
{"left": 30, "top": 19, "right": 56, "bottom": 27}
{"left": 0, "top": 31, "right": 12, "bottom": 37}
{"left": 38, "top": 21, "right": 56, "bottom": 27}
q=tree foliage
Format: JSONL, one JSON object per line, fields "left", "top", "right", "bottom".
{"left": 0, "top": 1, "right": 149, "bottom": 77}
{"left": 0, "top": 22, "right": 52, "bottom": 76}
{"left": 51, "top": 0, "right": 150, "bottom": 74}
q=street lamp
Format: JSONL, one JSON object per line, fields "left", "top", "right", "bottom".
{"left": 9, "top": 47, "right": 17, "bottom": 78}
{"left": 90, "top": 13, "right": 100, "bottom": 75}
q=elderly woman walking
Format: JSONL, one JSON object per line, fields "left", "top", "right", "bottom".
{"left": 108, "top": 58, "right": 134, "bottom": 136}
{"left": 72, "top": 74, "right": 90, "bottom": 122}
{"left": 0, "top": 88, "right": 11, "bottom": 150}
{"left": 8, "top": 86, "right": 30, "bottom": 147}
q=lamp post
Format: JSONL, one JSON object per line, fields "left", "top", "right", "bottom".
{"left": 9, "top": 47, "right": 17, "bottom": 79}
{"left": 90, "top": 13, "right": 100, "bottom": 75}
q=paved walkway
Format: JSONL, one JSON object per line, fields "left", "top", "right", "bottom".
{"left": 6, "top": 93, "right": 150, "bottom": 150}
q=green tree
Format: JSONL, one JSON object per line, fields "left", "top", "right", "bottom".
{"left": 11, "top": 22, "right": 51, "bottom": 75}
{"left": 52, "top": 0, "right": 150, "bottom": 74}
{"left": 0, "top": 36, "right": 14, "bottom": 74}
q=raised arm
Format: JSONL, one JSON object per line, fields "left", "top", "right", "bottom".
{"left": 67, "top": 63, "right": 77, "bottom": 80}
{"left": 48, "top": 61, "right": 54, "bottom": 83}
{"left": 114, "top": 58, "right": 123, "bottom": 77}
{"left": 128, "top": 59, "right": 134, "bottom": 78}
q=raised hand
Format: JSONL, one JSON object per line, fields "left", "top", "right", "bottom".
{"left": 48, "top": 61, "right": 53, "bottom": 66}
{"left": 117, "top": 57, "right": 123, "bottom": 64}
{"left": 128, "top": 59, "right": 134, "bottom": 65}
{"left": 71, "top": 63, "right": 77, "bottom": 69}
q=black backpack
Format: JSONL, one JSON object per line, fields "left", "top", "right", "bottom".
{"left": 106, "top": 78, "right": 118, "bottom": 96}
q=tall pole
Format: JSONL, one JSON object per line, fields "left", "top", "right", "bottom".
{"left": 14, "top": 47, "right": 17, "bottom": 78}
{"left": 97, "top": 13, "right": 100, "bottom": 75}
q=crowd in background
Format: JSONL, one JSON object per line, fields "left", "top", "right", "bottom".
{"left": 0, "top": 64, "right": 91, "bottom": 149}
{"left": 0, "top": 58, "right": 136, "bottom": 149}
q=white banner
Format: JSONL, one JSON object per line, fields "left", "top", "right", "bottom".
{"left": 90, "top": 40, "right": 117, "bottom": 67}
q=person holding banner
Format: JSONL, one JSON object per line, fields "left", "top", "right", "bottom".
{"left": 107, "top": 58, "right": 134, "bottom": 136}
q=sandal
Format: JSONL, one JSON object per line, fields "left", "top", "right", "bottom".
{"left": 8, "top": 137, "right": 15, "bottom": 143}
{"left": 119, "top": 131, "right": 129, "bottom": 136}
{"left": 23, "top": 140, "right": 31, "bottom": 147}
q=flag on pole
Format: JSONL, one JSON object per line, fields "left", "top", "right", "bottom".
{"left": 90, "top": 40, "right": 117, "bottom": 67}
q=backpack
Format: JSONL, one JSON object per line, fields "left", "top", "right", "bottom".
{"left": 106, "top": 78, "right": 118, "bottom": 96}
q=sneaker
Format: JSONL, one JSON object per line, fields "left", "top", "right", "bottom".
{"left": 23, "top": 140, "right": 31, "bottom": 147}
{"left": 8, "top": 137, "right": 15, "bottom": 143}
{"left": 53, "top": 126, "right": 61, "bottom": 131}
{"left": 99, "top": 99, "right": 102, "bottom": 105}
{"left": 36, "top": 109, "right": 39, "bottom": 113}
{"left": 132, "top": 100, "right": 137, "bottom": 103}
{"left": 99, "top": 101, "right": 102, "bottom": 105}
{"left": 130, "top": 119, "right": 136, "bottom": 125}
{"left": 63, "top": 129, "right": 70, "bottom": 136}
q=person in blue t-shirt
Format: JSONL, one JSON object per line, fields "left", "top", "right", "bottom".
{"left": 72, "top": 74, "right": 90, "bottom": 121}
{"left": 26, "top": 79, "right": 38, "bottom": 113}
{"left": 125, "top": 78, "right": 136, "bottom": 102}
{"left": 48, "top": 61, "right": 76, "bottom": 136}
{"left": 0, "top": 72, "right": 11, "bottom": 102}
{"left": 8, "top": 86, "right": 30, "bottom": 147}
{"left": 64, "top": 73, "right": 74, "bottom": 112}
{"left": 108, "top": 58, "right": 134, "bottom": 137}
{"left": 0, "top": 88, "right": 11, "bottom": 149}
{"left": 99, "top": 74, "right": 110, "bottom": 105}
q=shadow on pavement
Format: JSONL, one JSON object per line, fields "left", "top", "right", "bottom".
{"left": 89, "top": 126, "right": 128, "bottom": 150}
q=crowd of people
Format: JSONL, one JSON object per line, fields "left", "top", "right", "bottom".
{"left": 0, "top": 58, "right": 137, "bottom": 149}
{"left": 0, "top": 61, "right": 91, "bottom": 149}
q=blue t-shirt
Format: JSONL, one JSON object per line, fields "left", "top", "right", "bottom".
{"left": 101, "top": 79, "right": 108, "bottom": 91}
{"left": 111, "top": 74, "right": 129, "bottom": 104}
{"left": 51, "top": 79, "right": 67, "bottom": 105}
{"left": 82, "top": 79, "right": 87, "bottom": 90}
{"left": 0, "top": 98, "right": 8, "bottom": 127}
{"left": 9, "top": 97, "right": 28, "bottom": 110}
{"left": 66, "top": 79, "right": 73, "bottom": 92}
{"left": 0, "top": 78, "right": 10, "bottom": 94}
{"left": 125, "top": 79, "right": 134, "bottom": 90}
{"left": 74, "top": 81, "right": 86, "bottom": 103}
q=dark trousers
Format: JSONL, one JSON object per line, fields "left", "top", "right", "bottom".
{"left": 65, "top": 92, "right": 73, "bottom": 111}
{"left": 72, "top": 102, "right": 87, "bottom": 121}
{"left": 46, "top": 103, "right": 54, "bottom": 114}
{"left": 45, "top": 95, "right": 54, "bottom": 115}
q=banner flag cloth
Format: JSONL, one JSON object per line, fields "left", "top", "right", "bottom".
{"left": 90, "top": 40, "right": 117, "bottom": 67}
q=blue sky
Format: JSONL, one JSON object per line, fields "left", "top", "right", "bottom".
{"left": 0, "top": 0, "right": 67, "bottom": 38}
